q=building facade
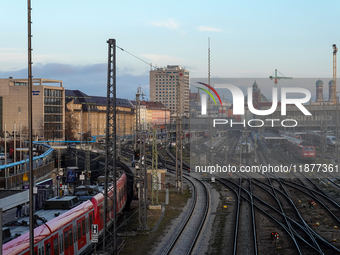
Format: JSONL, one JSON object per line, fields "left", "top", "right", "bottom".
{"left": 65, "top": 90, "right": 134, "bottom": 139}
{"left": 0, "top": 78, "right": 65, "bottom": 140}
{"left": 149, "top": 65, "right": 189, "bottom": 116}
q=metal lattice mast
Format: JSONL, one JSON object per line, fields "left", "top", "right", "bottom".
{"left": 103, "top": 39, "right": 117, "bottom": 254}
{"left": 321, "top": 104, "right": 327, "bottom": 160}
{"left": 176, "top": 72, "right": 183, "bottom": 193}
{"left": 118, "top": 111, "right": 121, "bottom": 160}
{"left": 85, "top": 142, "right": 90, "bottom": 185}
{"left": 135, "top": 87, "right": 148, "bottom": 230}
{"left": 151, "top": 128, "right": 159, "bottom": 205}
{"left": 27, "top": 1, "right": 35, "bottom": 254}
{"left": 333, "top": 44, "right": 339, "bottom": 162}
{"left": 208, "top": 37, "right": 213, "bottom": 167}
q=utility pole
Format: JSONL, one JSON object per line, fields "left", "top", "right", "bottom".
{"left": 151, "top": 128, "right": 159, "bottom": 205}
{"left": 27, "top": 1, "right": 35, "bottom": 254}
{"left": 118, "top": 111, "right": 121, "bottom": 160}
{"left": 321, "top": 102, "right": 327, "bottom": 160}
{"left": 135, "top": 87, "right": 148, "bottom": 230}
{"left": 333, "top": 44, "right": 338, "bottom": 162}
{"left": 176, "top": 72, "right": 183, "bottom": 193}
{"left": 103, "top": 38, "right": 117, "bottom": 254}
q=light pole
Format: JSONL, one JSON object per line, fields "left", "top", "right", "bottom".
{"left": 51, "top": 146, "right": 67, "bottom": 196}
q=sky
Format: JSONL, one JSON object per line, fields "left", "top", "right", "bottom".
{"left": 1, "top": 0, "right": 340, "bottom": 100}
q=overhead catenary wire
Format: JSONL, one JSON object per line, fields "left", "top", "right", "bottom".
{"left": 116, "top": 45, "right": 232, "bottom": 104}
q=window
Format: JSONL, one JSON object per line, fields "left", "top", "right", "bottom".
{"left": 45, "top": 243, "right": 51, "bottom": 255}
{"left": 64, "top": 231, "right": 68, "bottom": 250}
{"left": 69, "top": 229, "right": 73, "bottom": 246}
{"left": 82, "top": 220, "right": 86, "bottom": 236}
{"left": 78, "top": 222, "right": 81, "bottom": 240}
{"left": 53, "top": 237, "right": 59, "bottom": 255}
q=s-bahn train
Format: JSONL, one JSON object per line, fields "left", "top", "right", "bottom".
{"left": 3, "top": 165, "right": 133, "bottom": 255}
{"left": 282, "top": 135, "right": 315, "bottom": 160}
{"left": 306, "top": 131, "right": 336, "bottom": 147}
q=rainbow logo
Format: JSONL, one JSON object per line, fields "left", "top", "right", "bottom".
{"left": 196, "top": 82, "right": 222, "bottom": 106}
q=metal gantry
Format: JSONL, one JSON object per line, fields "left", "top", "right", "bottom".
{"left": 27, "top": 1, "right": 35, "bottom": 254}
{"left": 175, "top": 72, "right": 183, "bottom": 193}
{"left": 103, "top": 38, "right": 117, "bottom": 254}
{"left": 135, "top": 87, "right": 148, "bottom": 230}
{"left": 151, "top": 128, "right": 159, "bottom": 205}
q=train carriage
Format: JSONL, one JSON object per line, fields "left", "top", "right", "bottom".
{"left": 282, "top": 135, "right": 315, "bottom": 160}
{"left": 3, "top": 172, "right": 128, "bottom": 255}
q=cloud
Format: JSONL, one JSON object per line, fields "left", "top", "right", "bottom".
{"left": 141, "top": 54, "right": 186, "bottom": 67}
{"left": 197, "top": 26, "right": 223, "bottom": 32}
{"left": 151, "top": 18, "right": 179, "bottom": 29}
{"left": 0, "top": 63, "right": 149, "bottom": 99}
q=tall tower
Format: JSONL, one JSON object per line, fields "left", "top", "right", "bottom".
{"left": 316, "top": 79, "right": 324, "bottom": 102}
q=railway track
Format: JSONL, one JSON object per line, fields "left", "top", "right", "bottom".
{"left": 159, "top": 174, "right": 210, "bottom": 255}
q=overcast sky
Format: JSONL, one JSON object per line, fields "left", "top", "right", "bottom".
{"left": 1, "top": 0, "right": 340, "bottom": 100}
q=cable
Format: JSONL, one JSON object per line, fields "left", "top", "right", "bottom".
{"left": 116, "top": 44, "right": 233, "bottom": 104}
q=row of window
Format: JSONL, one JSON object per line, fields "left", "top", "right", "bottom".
{"left": 44, "top": 106, "right": 63, "bottom": 114}
{"left": 44, "top": 115, "right": 62, "bottom": 122}
{"left": 44, "top": 123, "right": 62, "bottom": 130}
{"left": 44, "top": 98, "right": 62, "bottom": 106}
{"left": 44, "top": 89, "right": 63, "bottom": 98}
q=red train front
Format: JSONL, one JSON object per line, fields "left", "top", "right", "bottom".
{"left": 2, "top": 172, "right": 130, "bottom": 255}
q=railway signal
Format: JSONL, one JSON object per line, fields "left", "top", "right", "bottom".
{"left": 271, "top": 232, "right": 279, "bottom": 239}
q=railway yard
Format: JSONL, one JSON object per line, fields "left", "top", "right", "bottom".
{"left": 3, "top": 129, "right": 340, "bottom": 254}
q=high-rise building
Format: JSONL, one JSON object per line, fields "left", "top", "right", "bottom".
{"left": 149, "top": 65, "right": 189, "bottom": 116}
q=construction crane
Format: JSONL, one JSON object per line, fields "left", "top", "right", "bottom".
{"left": 333, "top": 44, "right": 338, "bottom": 104}
{"left": 269, "top": 69, "right": 292, "bottom": 87}
{"left": 269, "top": 69, "right": 292, "bottom": 102}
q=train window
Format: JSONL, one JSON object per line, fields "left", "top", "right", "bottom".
{"left": 82, "top": 219, "right": 86, "bottom": 236}
{"left": 42, "top": 246, "right": 44, "bottom": 255}
{"left": 74, "top": 225, "right": 77, "bottom": 243}
{"left": 45, "top": 243, "right": 51, "bottom": 255}
{"left": 59, "top": 234, "right": 63, "bottom": 253}
{"left": 86, "top": 217, "right": 89, "bottom": 233}
{"left": 53, "top": 237, "right": 59, "bottom": 255}
{"left": 78, "top": 222, "right": 81, "bottom": 240}
{"left": 39, "top": 248, "right": 41, "bottom": 255}
{"left": 35, "top": 252, "right": 37, "bottom": 255}
{"left": 90, "top": 213, "right": 93, "bottom": 227}
{"left": 64, "top": 231, "right": 68, "bottom": 250}
{"left": 69, "top": 228, "right": 73, "bottom": 246}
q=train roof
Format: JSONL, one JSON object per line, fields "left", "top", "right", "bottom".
{"left": 3, "top": 200, "right": 94, "bottom": 254}
{"left": 284, "top": 135, "right": 313, "bottom": 146}
{"left": 259, "top": 132, "right": 285, "bottom": 140}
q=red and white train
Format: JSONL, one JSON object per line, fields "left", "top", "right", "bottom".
{"left": 3, "top": 168, "right": 132, "bottom": 255}
{"left": 282, "top": 135, "right": 315, "bottom": 160}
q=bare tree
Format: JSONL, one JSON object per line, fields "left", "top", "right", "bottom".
{"left": 65, "top": 111, "right": 79, "bottom": 141}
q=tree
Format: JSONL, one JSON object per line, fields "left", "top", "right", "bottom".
{"left": 65, "top": 111, "right": 79, "bottom": 141}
